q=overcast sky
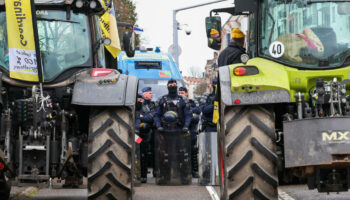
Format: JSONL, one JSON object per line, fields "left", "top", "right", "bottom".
{"left": 132, "top": 0, "right": 234, "bottom": 76}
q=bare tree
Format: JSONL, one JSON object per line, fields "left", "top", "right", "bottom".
{"left": 186, "top": 66, "right": 203, "bottom": 78}
{"left": 193, "top": 83, "right": 207, "bottom": 96}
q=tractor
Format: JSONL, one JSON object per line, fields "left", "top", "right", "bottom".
{"left": 0, "top": 1, "right": 137, "bottom": 200}
{"left": 206, "top": 0, "right": 350, "bottom": 199}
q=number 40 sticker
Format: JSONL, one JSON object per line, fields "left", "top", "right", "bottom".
{"left": 269, "top": 41, "right": 285, "bottom": 58}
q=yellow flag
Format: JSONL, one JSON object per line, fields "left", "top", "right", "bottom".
{"left": 100, "top": 0, "right": 121, "bottom": 58}
{"left": 6, "top": 0, "right": 39, "bottom": 81}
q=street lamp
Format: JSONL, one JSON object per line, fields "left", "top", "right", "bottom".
{"left": 172, "top": 0, "right": 228, "bottom": 67}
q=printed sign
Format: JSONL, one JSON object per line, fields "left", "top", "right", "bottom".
{"left": 321, "top": 130, "right": 350, "bottom": 144}
{"left": 100, "top": 0, "right": 121, "bottom": 58}
{"left": 269, "top": 41, "right": 285, "bottom": 58}
{"left": 6, "top": 0, "right": 39, "bottom": 81}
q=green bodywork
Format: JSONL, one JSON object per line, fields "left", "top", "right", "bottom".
{"left": 228, "top": 57, "right": 350, "bottom": 102}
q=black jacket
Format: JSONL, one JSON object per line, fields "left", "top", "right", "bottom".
{"left": 208, "top": 38, "right": 221, "bottom": 50}
{"left": 218, "top": 42, "right": 246, "bottom": 67}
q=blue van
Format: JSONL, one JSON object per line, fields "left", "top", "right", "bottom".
{"left": 118, "top": 49, "right": 185, "bottom": 100}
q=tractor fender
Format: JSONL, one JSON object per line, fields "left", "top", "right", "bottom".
{"left": 218, "top": 66, "right": 233, "bottom": 106}
{"left": 218, "top": 66, "right": 290, "bottom": 106}
{"left": 72, "top": 69, "right": 138, "bottom": 106}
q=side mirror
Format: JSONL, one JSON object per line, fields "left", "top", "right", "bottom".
{"left": 205, "top": 16, "right": 222, "bottom": 50}
{"left": 205, "top": 16, "right": 222, "bottom": 38}
{"left": 123, "top": 31, "right": 136, "bottom": 57}
{"left": 338, "top": 3, "right": 350, "bottom": 15}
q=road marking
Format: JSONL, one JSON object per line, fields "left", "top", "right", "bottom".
{"left": 206, "top": 186, "right": 220, "bottom": 200}
{"left": 278, "top": 189, "right": 295, "bottom": 200}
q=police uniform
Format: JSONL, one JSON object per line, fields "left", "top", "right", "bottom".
{"left": 179, "top": 86, "right": 200, "bottom": 177}
{"left": 154, "top": 83, "right": 192, "bottom": 131}
{"left": 153, "top": 79, "right": 192, "bottom": 184}
{"left": 201, "top": 79, "right": 218, "bottom": 132}
{"left": 136, "top": 87, "right": 156, "bottom": 183}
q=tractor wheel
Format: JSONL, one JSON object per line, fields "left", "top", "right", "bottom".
{"left": 219, "top": 105, "right": 278, "bottom": 200}
{"left": 88, "top": 107, "right": 134, "bottom": 200}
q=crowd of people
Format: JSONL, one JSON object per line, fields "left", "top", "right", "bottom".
{"left": 134, "top": 27, "right": 248, "bottom": 183}
{"left": 135, "top": 78, "right": 218, "bottom": 183}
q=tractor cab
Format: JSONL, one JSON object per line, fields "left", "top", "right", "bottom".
{"left": 0, "top": 0, "right": 135, "bottom": 83}
{"left": 206, "top": 0, "right": 350, "bottom": 69}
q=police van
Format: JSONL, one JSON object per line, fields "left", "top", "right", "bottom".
{"left": 117, "top": 47, "right": 185, "bottom": 100}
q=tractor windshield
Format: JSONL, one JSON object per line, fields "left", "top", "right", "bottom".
{"left": 260, "top": 0, "right": 350, "bottom": 68}
{"left": 0, "top": 10, "right": 91, "bottom": 81}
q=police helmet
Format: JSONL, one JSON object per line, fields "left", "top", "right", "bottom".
{"left": 163, "top": 111, "right": 178, "bottom": 123}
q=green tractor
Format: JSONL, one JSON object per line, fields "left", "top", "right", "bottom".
{"left": 206, "top": 0, "right": 350, "bottom": 199}
{"left": 0, "top": 1, "right": 137, "bottom": 200}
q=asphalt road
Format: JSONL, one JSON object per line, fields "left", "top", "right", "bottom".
{"left": 10, "top": 178, "right": 87, "bottom": 200}
{"left": 10, "top": 181, "right": 350, "bottom": 200}
{"left": 10, "top": 187, "right": 87, "bottom": 200}
{"left": 134, "top": 178, "right": 217, "bottom": 200}
{"left": 135, "top": 178, "right": 350, "bottom": 200}
{"left": 279, "top": 185, "right": 350, "bottom": 200}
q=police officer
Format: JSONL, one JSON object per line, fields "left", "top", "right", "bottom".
{"left": 154, "top": 79, "right": 192, "bottom": 184}
{"left": 178, "top": 87, "right": 200, "bottom": 178}
{"left": 201, "top": 79, "right": 218, "bottom": 132}
{"left": 154, "top": 79, "right": 192, "bottom": 131}
{"left": 136, "top": 87, "right": 155, "bottom": 183}
{"left": 218, "top": 28, "right": 246, "bottom": 67}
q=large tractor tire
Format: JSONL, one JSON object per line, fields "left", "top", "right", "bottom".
{"left": 219, "top": 105, "right": 278, "bottom": 200}
{"left": 88, "top": 107, "right": 134, "bottom": 200}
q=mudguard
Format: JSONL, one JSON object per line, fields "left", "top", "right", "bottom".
{"left": 72, "top": 69, "right": 138, "bottom": 106}
{"left": 218, "top": 65, "right": 290, "bottom": 106}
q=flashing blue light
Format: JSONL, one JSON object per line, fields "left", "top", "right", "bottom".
{"left": 155, "top": 46, "right": 161, "bottom": 53}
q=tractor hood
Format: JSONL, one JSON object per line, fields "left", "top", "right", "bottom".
{"left": 219, "top": 57, "right": 350, "bottom": 106}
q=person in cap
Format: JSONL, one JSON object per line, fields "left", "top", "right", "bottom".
{"left": 178, "top": 86, "right": 201, "bottom": 117}
{"left": 208, "top": 29, "right": 221, "bottom": 50}
{"left": 154, "top": 79, "right": 192, "bottom": 132}
{"left": 178, "top": 86, "right": 201, "bottom": 177}
{"left": 135, "top": 87, "right": 156, "bottom": 183}
{"left": 218, "top": 28, "right": 246, "bottom": 67}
